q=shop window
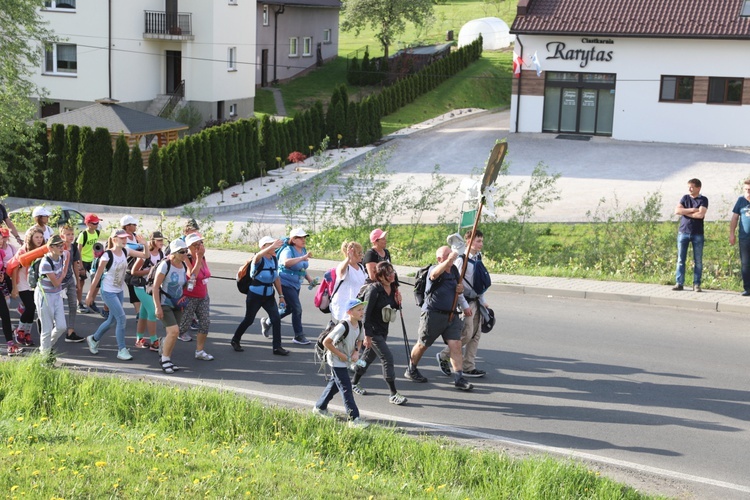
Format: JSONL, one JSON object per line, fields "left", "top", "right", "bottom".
{"left": 289, "top": 37, "right": 298, "bottom": 57}
{"left": 660, "top": 76, "right": 694, "bottom": 102}
{"left": 302, "top": 37, "right": 312, "bottom": 57}
{"left": 44, "top": 43, "right": 77, "bottom": 75}
{"left": 707, "top": 77, "right": 743, "bottom": 104}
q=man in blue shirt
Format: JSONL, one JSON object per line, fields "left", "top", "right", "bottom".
{"left": 730, "top": 179, "right": 750, "bottom": 295}
{"left": 672, "top": 178, "right": 708, "bottom": 292}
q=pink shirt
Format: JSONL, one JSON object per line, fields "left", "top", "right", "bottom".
{"left": 184, "top": 259, "right": 210, "bottom": 298}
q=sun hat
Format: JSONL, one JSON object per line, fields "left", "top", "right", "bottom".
{"left": 84, "top": 213, "right": 100, "bottom": 224}
{"left": 369, "top": 228, "right": 387, "bottom": 243}
{"left": 289, "top": 228, "right": 309, "bottom": 239}
{"left": 120, "top": 215, "right": 138, "bottom": 226}
{"left": 169, "top": 239, "right": 188, "bottom": 253}
{"left": 32, "top": 206, "right": 51, "bottom": 218}
{"left": 345, "top": 298, "right": 367, "bottom": 311}
{"left": 259, "top": 236, "right": 275, "bottom": 248}
{"left": 481, "top": 307, "right": 496, "bottom": 333}
{"left": 184, "top": 233, "right": 203, "bottom": 247}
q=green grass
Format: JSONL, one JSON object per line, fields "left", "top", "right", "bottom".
{"left": 0, "top": 358, "right": 657, "bottom": 499}
{"left": 254, "top": 88, "right": 278, "bottom": 115}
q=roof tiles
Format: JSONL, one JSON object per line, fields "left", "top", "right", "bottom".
{"left": 511, "top": 0, "right": 750, "bottom": 39}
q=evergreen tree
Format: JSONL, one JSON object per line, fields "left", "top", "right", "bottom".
{"left": 371, "top": 99, "right": 382, "bottom": 141}
{"left": 344, "top": 101, "right": 359, "bottom": 147}
{"left": 162, "top": 142, "right": 177, "bottom": 207}
{"left": 62, "top": 125, "right": 79, "bottom": 201}
{"left": 46, "top": 123, "right": 65, "bottom": 200}
{"left": 184, "top": 136, "right": 198, "bottom": 199}
{"left": 339, "top": 84, "right": 349, "bottom": 118}
{"left": 109, "top": 134, "right": 129, "bottom": 206}
{"left": 178, "top": 140, "right": 190, "bottom": 203}
{"left": 200, "top": 131, "right": 212, "bottom": 192}
{"left": 126, "top": 144, "right": 145, "bottom": 207}
{"left": 333, "top": 100, "right": 346, "bottom": 145}
{"left": 260, "top": 115, "right": 276, "bottom": 173}
{"left": 145, "top": 145, "right": 165, "bottom": 207}
{"left": 312, "top": 101, "right": 325, "bottom": 144}
{"left": 91, "top": 128, "right": 112, "bottom": 204}
{"left": 248, "top": 119, "right": 259, "bottom": 178}
{"left": 236, "top": 121, "right": 248, "bottom": 181}
{"left": 29, "top": 122, "right": 49, "bottom": 199}
{"left": 75, "top": 127, "right": 94, "bottom": 203}
{"left": 190, "top": 134, "right": 204, "bottom": 195}
{"left": 347, "top": 57, "right": 360, "bottom": 85}
{"left": 326, "top": 87, "right": 341, "bottom": 141}
{"left": 361, "top": 50, "right": 371, "bottom": 85}
{"left": 357, "top": 98, "right": 372, "bottom": 146}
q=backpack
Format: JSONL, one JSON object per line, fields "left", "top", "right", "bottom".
{"left": 236, "top": 254, "right": 279, "bottom": 294}
{"left": 314, "top": 268, "right": 340, "bottom": 313}
{"left": 77, "top": 229, "right": 100, "bottom": 247}
{"left": 413, "top": 264, "right": 433, "bottom": 307}
{"left": 145, "top": 259, "right": 173, "bottom": 299}
{"left": 91, "top": 249, "right": 123, "bottom": 275}
{"left": 28, "top": 256, "right": 53, "bottom": 289}
{"left": 130, "top": 250, "right": 164, "bottom": 288}
{"left": 314, "top": 319, "right": 362, "bottom": 363}
{"left": 460, "top": 254, "right": 492, "bottom": 296}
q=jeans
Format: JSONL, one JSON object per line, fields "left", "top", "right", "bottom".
{"left": 92, "top": 290, "right": 127, "bottom": 350}
{"left": 739, "top": 238, "right": 750, "bottom": 292}
{"left": 232, "top": 292, "right": 281, "bottom": 349}
{"left": 675, "top": 232, "right": 704, "bottom": 286}
{"left": 279, "top": 284, "right": 303, "bottom": 336}
{"left": 316, "top": 366, "right": 359, "bottom": 420}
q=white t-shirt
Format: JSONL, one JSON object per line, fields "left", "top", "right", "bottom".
{"left": 325, "top": 320, "right": 364, "bottom": 368}
{"left": 330, "top": 264, "right": 366, "bottom": 321}
{"left": 98, "top": 249, "right": 129, "bottom": 293}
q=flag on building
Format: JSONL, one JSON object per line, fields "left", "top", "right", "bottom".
{"left": 512, "top": 53, "right": 523, "bottom": 78}
{"left": 531, "top": 51, "right": 542, "bottom": 77}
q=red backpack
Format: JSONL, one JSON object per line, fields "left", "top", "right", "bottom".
{"left": 313, "top": 268, "right": 340, "bottom": 313}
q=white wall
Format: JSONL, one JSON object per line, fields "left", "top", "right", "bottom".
{"left": 513, "top": 35, "right": 750, "bottom": 146}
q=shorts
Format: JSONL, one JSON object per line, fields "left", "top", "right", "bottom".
{"left": 417, "top": 310, "right": 462, "bottom": 348}
{"left": 160, "top": 305, "right": 183, "bottom": 328}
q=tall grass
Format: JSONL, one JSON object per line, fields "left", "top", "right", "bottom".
{"left": 0, "top": 358, "right": 656, "bottom": 498}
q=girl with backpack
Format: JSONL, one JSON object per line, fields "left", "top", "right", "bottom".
{"left": 330, "top": 241, "right": 367, "bottom": 322}
{"left": 350, "top": 261, "right": 407, "bottom": 405}
{"left": 230, "top": 236, "right": 288, "bottom": 355}
{"left": 34, "top": 235, "right": 71, "bottom": 356}
{"left": 130, "top": 231, "right": 166, "bottom": 351}
{"left": 85, "top": 229, "right": 147, "bottom": 361}
{"left": 11, "top": 228, "right": 45, "bottom": 347}
{"left": 153, "top": 238, "right": 191, "bottom": 374}
{"left": 177, "top": 232, "right": 214, "bottom": 361}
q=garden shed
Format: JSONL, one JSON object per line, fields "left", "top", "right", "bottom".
{"left": 458, "top": 17, "right": 511, "bottom": 50}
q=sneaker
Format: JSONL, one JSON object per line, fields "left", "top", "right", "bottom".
{"left": 352, "top": 383, "right": 367, "bottom": 395}
{"left": 177, "top": 332, "right": 192, "bottom": 342}
{"left": 671, "top": 284, "right": 684, "bottom": 291}
{"left": 260, "top": 317, "right": 271, "bottom": 338}
{"left": 454, "top": 377, "right": 474, "bottom": 391}
{"left": 273, "top": 347, "right": 290, "bottom": 356}
{"left": 312, "top": 407, "right": 333, "bottom": 418}
{"left": 190, "top": 319, "right": 199, "bottom": 330}
{"left": 13, "top": 328, "right": 25, "bottom": 346}
{"left": 117, "top": 348, "right": 133, "bottom": 361}
{"left": 293, "top": 335, "right": 311, "bottom": 345}
{"left": 22, "top": 332, "right": 34, "bottom": 347}
{"left": 389, "top": 392, "right": 408, "bottom": 405}
{"left": 348, "top": 417, "right": 370, "bottom": 428}
{"left": 404, "top": 367, "right": 428, "bottom": 383}
{"left": 149, "top": 339, "right": 160, "bottom": 352}
{"left": 6, "top": 342, "right": 23, "bottom": 356}
{"left": 86, "top": 335, "right": 99, "bottom": 355}
{"left": 230, "top": 339, "right": 244, "bottom": 352}
{"left": 436, "top": 353, "right": 452, "bottom": 376}
{"left": 195, "top": 350, "right": 214, "bottom": 361}
{"left": 100, "top": 309, "right": 109, "bottom": 319}
{"left": 88, "top": 303, "right": 101, "bottom": 314}
{"left": 135, "top": 338, "right": 151, "bottom": 349}
{"left": 694, "top": 285, "right": 703, "bottom": 293}
{"left": 463, "top": 369, "right": 486, "bottom": 378}
{"left": 65, "top": 331, "right": 85, "bottom": 343}
{"left": 77, "top": 304, "right": 90, "bottom": 314}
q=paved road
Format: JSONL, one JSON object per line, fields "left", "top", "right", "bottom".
{"left": 48, "top": 262, "right": 750, "bottom": 499}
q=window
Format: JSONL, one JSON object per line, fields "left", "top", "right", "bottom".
{"left": 660, "top": 76, "right": 694, "bottom": 102}
{"left": 302, "top": 37, "right": 312, "bottom": 57}
{"left": 44, "top": 0, "right": 76, "bottom": 9}
{"left": 229, "top": 103, "right": 237, "bottom": 117}
{"left": 263, "top": 5, "right": 269, "bottom": 26}
{"left": 289, "top": 37, "right": 298, "bottom": 57}
{"left": 707, "top": 77, "right": 743, "bottom": 104}
{"left": 44, "top": 43, "right": 77, "bottom": 75}
{"left": 742, "top": 0, "right": 750, "bottom": 16}
{"left": 323, "top": 29, "right": 331, "bottom": 44}
{"left": 227, "top": 47, "right": 237, "bottom": 71}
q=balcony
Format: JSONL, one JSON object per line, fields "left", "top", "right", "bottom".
{"left": 143, "top": 11, "right": 194, "bottom": 41}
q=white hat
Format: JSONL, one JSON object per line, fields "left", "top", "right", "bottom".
{"left": 32, "top": 206, "right": 51, "bottom": 218}
{"left": 184, "top": 233, "right": 203, "bottom": 247}
{"left": 289, "top": 228, "right": 309, "bottom": 238}
{"left": 258, "top": 236, "right": 275, "bottom": 248}
{"left": 169, "top": 239, "right": 188, "bottom": 253}
{"left": 120, "top": 215, "right": 138, "bottom": 226}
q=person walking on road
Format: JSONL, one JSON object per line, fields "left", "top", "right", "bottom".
{"left": 730, "top": 179, "right": 750, "bottom": 296}
{"left": 153, "top": 239, "right": 190, "bottom": 374}
{"left": 178, "top": 232, "right": 214, "bottom": 361}
{"left": 330, "top": 241, "right": 367, "bottom": 322}
{"left": 672, "top": 179, "right": 708, "bottom": 292}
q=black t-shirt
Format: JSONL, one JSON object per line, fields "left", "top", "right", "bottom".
{"left": 363, "top": 248, "right": 397, "bottom": 285}
{"left": 363, "top": 282, "right": 399, "bottom": 337}
{"left": 678, "top": 194, "right": 708, "bottom": 235}
{"left": 0, "top": 204, "right": 8, "bottom": 222}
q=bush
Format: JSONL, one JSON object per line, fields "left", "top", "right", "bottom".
{"left": 126, "top": 144, "right": 145, "bottom": 207}
{"left": 109, "top": 134, "right": 129, "bottom": 206}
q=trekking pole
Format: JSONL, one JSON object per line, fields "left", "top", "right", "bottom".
{"left": 449, "top": 141, "right": 507, "bottom": 322}
{"left": 399, "top": 308, "right": 412, "bottom": 372}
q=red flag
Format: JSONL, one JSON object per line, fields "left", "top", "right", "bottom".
{"left": 513, "top": 53, "right": 524, "bottom": 78}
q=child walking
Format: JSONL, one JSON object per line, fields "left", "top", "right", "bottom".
{"left": 35, "top": 235, "right": 71, "bottom": 356}
{"left": 313, "top": 298, "right": 369, "bottom": 427}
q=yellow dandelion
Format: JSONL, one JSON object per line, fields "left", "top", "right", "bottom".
{"left": 16, "top": 416, "right": 23, "bottom": 422}
{"left": 7, "top": 436, "right": 13, "bottom": 443}
{"left": 33, "top": 424, "right": 39, "bottom": 428}
{"left": 10, "top": 485, "right": 19, "bottom": 491}
{"left": 32, "top": 470, "right": 40, "bottom": 476}
{"left": 127, "top": 446, "right": 135, "bottom": 453}
{"left": 113, "top": 483, "right": 119, "bottom": 488}
{"left": 352, "top": 474, "right": 360, "bottom": 480}
{"left": 95, "top": 461, "right": 107, "bottom": 468}
{"left": 437, "top": 484, "right": 447, "bottom": 490}
{"left": 193, "top": 479, "right": 200, "bottom": 485}
{"left": 40, "top": 417, "right": 48, "bottom": 422}
{"left": 425, "top": 486, "right": 435, "bottom": 493}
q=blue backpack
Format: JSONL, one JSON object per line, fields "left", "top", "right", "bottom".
{"left": 463, "top": 255, "right": 492, "bottom": 296}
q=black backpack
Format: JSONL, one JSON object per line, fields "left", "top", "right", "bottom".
{"left": 314, "top": 319, "right": 362, "bottom": 361}
{"left": 413, "top": 264, "right": 435, "bottom": 307}
{"left": 130, "top": 250, "right": 164, "bottom": 288}
{"left": 145, "top": 259, "right": 173, "bottom": 299}
{"left": 28, "top": 256, "right": 53, "bottom": 289}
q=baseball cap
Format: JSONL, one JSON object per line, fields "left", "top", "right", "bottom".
{"left": 32, "top": 206, "right": 51, "bottom": 218}
{"left": 150, "top": 231, "right": 164, "bottom": 240}
{"left": 369, "top": 228, "right": 387, "bottom": 243}
{"left": 169, "top": 239, "right": 188, "bottom": 253}
{"left": 184, "top": 233, "right": 203, "bottom": 247}
{"left": 84, "top": 213, "right": 100, "bottom": 224}
{"left": 120, "top": 215, "right": 138, "bottom": 227}
{"left": 185, "top": 219, "right": 200, "bottom": 231}
{"left": 345, "top": 298, "right": 367, "bottom": 311}
{"left": 0, "top": 228, "right": 9, "bottom": 237}
{"left": 259, "top": 236, "right": 275, "bottom": 248}
{"left": 111, "top": 229, "right": 128, "bottom": 239}
{"left": 47, "top": 235, "right": 64, "bottom": 247}
{"left": 289, "top": 228, "right": 309, "bottom": 238}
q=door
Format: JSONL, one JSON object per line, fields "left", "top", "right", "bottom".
{"left": 166, "top": 50, "right": 181, "bottom": 94}
{"left": 166, "top": 0, "right": 178, "bottom": 30}
{"left": 261, "top": 49, "right": 268, "bottom": 87}
{"left": 579, "top": 89, "right": 598, "bottom": 134}
{"left": 559, "top": 88, "right": 578, "bottom": 133}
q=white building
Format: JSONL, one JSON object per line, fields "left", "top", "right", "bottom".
{"left": 32, "top": 0, "right": 256, "bottom": 122}
{"left": 510, "top": 0, "right": 750, "bottom": 147}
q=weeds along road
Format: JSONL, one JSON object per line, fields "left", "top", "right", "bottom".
{"left": 54, "top": 262, "right": 750, "bottom": 500}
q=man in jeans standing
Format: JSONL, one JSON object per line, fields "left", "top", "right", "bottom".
{"left": 730, "top": 179, "right": 750, "bottom": 295}
{"left": 673, "top": 178, "right": 708, "bottom": 292}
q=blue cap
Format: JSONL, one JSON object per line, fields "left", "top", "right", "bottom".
{"left": 345, "top": 298, "right": 367, "bottom": 311}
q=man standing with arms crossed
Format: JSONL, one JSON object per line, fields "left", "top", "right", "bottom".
{"left": 673, "top": 178, "right": 708, "bottom": 292}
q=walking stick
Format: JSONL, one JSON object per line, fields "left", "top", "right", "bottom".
{"left": 449, "top": 141, "right": 507, "bottom": 322}
{"left": 399, "top": 308, "right": 413, "bottom": 371}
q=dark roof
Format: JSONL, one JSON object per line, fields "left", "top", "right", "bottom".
{"left": 260, "top": 0, "right": 340, "bottom": 8}
{"left": 511, "top": 0, "right": 750, "bottom": 39}
{"left": 39, "top": 102, "right": 188, "bottom": 135}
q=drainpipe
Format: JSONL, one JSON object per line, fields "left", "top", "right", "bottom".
{"left": 272, "top": 5, "right": 286, "bottom": 84}
{"left": 515, "top": 36, "right": 523, "bottom": 134}
{"left": 108, "top": 0, "right": 112, "bottom": 98}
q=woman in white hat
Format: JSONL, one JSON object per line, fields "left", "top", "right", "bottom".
{"left": 177, "top": 232, "right": 214, "bottom": 361}
{"left": 120, "top": 215, "right": 146, "bottom": 321}
{"left": 31, "top": 206, "right": 53, "bottom": 242}
{"left": 153, "top": 239, "right": 191, "bottom": 374}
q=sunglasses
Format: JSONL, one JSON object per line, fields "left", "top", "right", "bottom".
{"left": 175, "top": 250, "right": 188, "bottom": 255}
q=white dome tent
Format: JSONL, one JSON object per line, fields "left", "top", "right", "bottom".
{"left": 458, "top": 17, "right": 511, "bottom": 50}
